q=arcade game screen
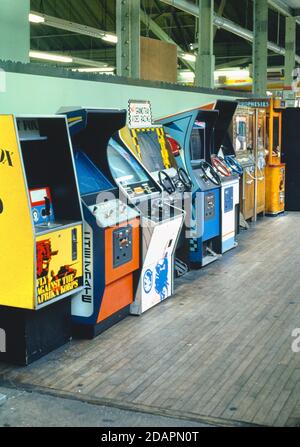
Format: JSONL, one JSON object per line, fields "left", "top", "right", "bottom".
{"left": 190, "top": 122, "right": 206, "bottom": 167}
{"left": 107, "top": 138, "right": 158, "bottom": 197}
{"left": 257, "top": 114, "right": 266, "bottom": 150}
{"left": 134, "top": 130, "right": 166, "bottom": 173}
{"left": 238, "top": 120, "right": 246, "bottom": 138}
{"left": 235, "top": 117, "right": 247, "bottom": 151}
{"left": 75, "top": 151, "right": 113, "bottom": 196}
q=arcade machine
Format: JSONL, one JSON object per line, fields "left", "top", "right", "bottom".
{"left": 231, "top": 100, "right": 269, "bottom": 218}
{"left": 229, "top": 105, "right": 256, "bottom": 221}
{"left": 60, "top": 108, "right": 140, "bottom": 338}
{"left": 256, "top": 107, "right": 267, "bottom": 215}
{"left": 158, "top": 108, "right": 222, "bottom": 268}
{"left": 63, "top": 108, "right": 184, "bottom": 317}
{"left": 265, "top": 97, "right": 286, "bottom": 215}
{"left": 201, "top": 100, "right": 240, "bottom": 253}
{"left": 119, "top": 100, "right": 192, "bottom": 275}
{"left": 0, "top": 115, "right": 83, "bottom": 365}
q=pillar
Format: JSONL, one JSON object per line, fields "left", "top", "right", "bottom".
{"left": 0, "top": 0, "right": 30, "bottom": 63}
{"left": 253, "top": 0, "right": 268, "bottom": 96}
{"left": 116, "top": 0, "right": 140, "bottom": 79}
{"left": 284, "top": 17, "right": 296, "bottom": 89}
{"left": 195, "top": 0, "right": 215, "bottom": 89}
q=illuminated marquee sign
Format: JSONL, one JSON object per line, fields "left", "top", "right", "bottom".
{"left": 238, "top": 100, "right": 270, "bottom": 108}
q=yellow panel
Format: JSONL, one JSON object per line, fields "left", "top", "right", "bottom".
{"left": 36, "top": 225, "right": 83, "bottom": 308}
{"left": 119, "top": 127, "right": 140, "bottom": 158}
{"left": 265, "top": 165, "right": 285, "bottom": 215}
{"left": 0, "top": 115, "right": 35, "bottom": 309}
{"left": 156, "top": 128, "right": 172, "bottom": 169}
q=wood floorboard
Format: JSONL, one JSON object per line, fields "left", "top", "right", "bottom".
{"left": 1, "top": 212, "right": 300, "bottom": 426}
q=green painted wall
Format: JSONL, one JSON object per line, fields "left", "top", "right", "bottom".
{"left": 0, "top": 0, "right": 30, "bottom": 63}
{"left": 0, "top": 71, "right": 245, "bottom": 119}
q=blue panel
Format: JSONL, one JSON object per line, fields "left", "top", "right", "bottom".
{"left": 203, "top": 188, "right": 220, "bottom": 242}
{"left": 75, "top": 151, "right": 113, "bottom": 195}
{"left": 224, "top": 186, "right": 234, "bottom": 213}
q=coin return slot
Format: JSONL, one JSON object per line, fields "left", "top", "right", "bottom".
{"left": 113, "top": 225, "right": 133, "bottom": 268}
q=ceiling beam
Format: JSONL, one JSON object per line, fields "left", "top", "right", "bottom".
{"left": 159, "top": 0, "right": 300, "bottom": 64}
{"left": 30, "top": 11, "right": 116, "bottom": 43}
{"left": 214, "top": 0, "right": 226, "bottom": 38}
{"left": 31, "top": 9, "right": 196, "bottom": 70}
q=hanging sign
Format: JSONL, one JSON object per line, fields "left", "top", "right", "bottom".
{"left": 128, "top": 100, "right": 153, "bottom": 128}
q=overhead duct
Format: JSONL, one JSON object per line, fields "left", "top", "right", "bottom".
{"left": 159, "top": 0, "right": 300, "bottom": 64}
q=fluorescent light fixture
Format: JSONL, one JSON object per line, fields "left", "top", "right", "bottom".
{"left": 102, "top": 34, "right": 118, "bottom": 44}
{"left": 214, "top": 68, "right": 251, "bottom": 83}
{"left": 181, "top": 53, "right": 196, "bottom": 62}
{"left": 177, "top": 70, "right": 195, "bottom": 83}
{"left": 29, "top": 51, "right": 73, "bottom": 63}
{"left": 29, "top": 13, "right": 45, "bottom": 23}
{"left": 72, "top": 67, "right": 115, "bottom": 73}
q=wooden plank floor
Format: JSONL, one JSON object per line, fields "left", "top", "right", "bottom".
{"left": 1, "top": 212, "right": 300, "bottom": 426}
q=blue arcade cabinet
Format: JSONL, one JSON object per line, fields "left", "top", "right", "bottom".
{"left": 59, "top": 108, "right": 141, "bottom": 338}
{"left": 61, "top": 107, "right": 184, "bottom": 317}
{"left": 157, "top": 109, "right": 222, "bottom": 268}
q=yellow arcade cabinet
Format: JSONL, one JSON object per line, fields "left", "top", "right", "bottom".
{"left": 256, "top": 107, "right": 267, "bottom": 215}
{"left": 265, "top": 97, "right": 286, "bottom": 215}
{"left": 231, "top": 105, "right": 256, "bottom": 221}
{"left": 0, "top": 115, "right": 83, "bottom": 365}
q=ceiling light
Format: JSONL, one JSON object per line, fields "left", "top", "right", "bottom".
{"left": 181, "top": 53, "right": 196, "bottom": 62}
{"left": 102, "top": 34, "right": 118, "bottom": 44}
{"left": 177, "top": 70, "right": 195, "bottom": 83}
{"left": 214, "top": 68, "right": 250, "bottom": 81}
{"left": 29, "top": 13, "right": 45, "bottom": 24}
{"left": 72, "top": 67, "right": 115, "bottom": 73}
{"left": 29, "top": 51, "right": 73, "bottom": 63}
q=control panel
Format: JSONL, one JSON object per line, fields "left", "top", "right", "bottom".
{"left": 29, "top": 187, "right": 55, "bottom": 226}
{"left": 173, "top": 176, "right": 186, "bottom": 193}
{"left": 194, "top": 170, "right": 217, "bottom": 191}
{"left": 113, "top": 226, "right": 133, "bottom": 268}
{"left": 89, "top": 199, "right": 139, "bottom": 228}
{"left": 224, "top": 186, "right": 234, "bottom": 213}
{"left": 205, "top": 193, "right": 216, "bottom": 220}
{"left": 123, "top": 181, "right": 158, "bottom": 199}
